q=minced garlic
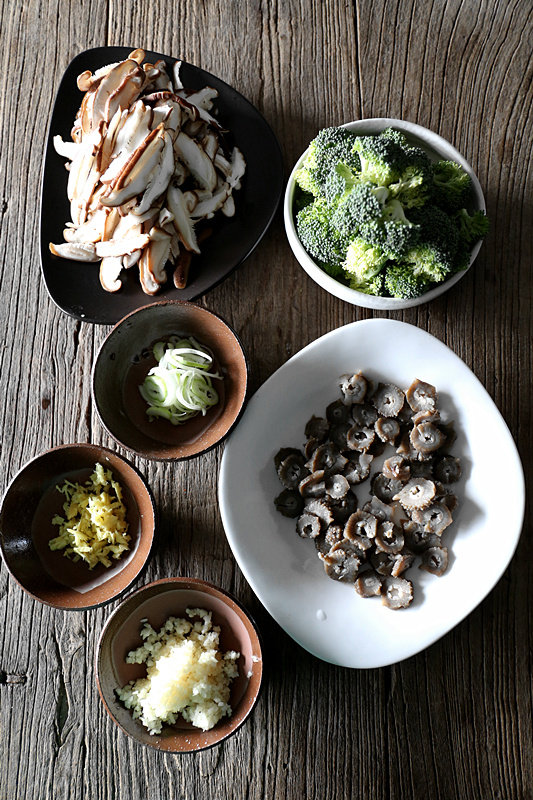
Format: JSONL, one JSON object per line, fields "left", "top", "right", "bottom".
{"left": 48, "top": 462, "right": 130, "bottom": 569}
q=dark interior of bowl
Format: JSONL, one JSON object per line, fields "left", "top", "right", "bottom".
{"left": 93, "top": 302, "right": 248, "bottom": 460}
{"left": 0, "top": 445, "right": 155, "bottom": 609}
{"left": 40, "top": 46, "right": 284, "bottom": 324}
{"left": 96, "top": 579, "right": 263, "bottom": 752}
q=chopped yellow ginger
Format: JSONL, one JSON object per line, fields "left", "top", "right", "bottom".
{"left": 48, "top": 463, "right": 130, "bottom": 569}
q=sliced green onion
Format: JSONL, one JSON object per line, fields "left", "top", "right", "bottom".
{"left": 139, "top": 336, "right": 222, "bottom": 425}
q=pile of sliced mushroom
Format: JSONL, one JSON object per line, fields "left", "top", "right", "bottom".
{"left": 273, "top": 374, "right": 462, "bottom": 610}
{"left": 49, "top": 49, "right": 246, "bottom": 294}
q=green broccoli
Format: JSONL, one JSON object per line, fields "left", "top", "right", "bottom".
{"left": 431, "top": 160, "right": 472, "bottom": 212}
{"left": 343, "top": 237, "right": 389, "bottom": 282}
{"left": 403, "top": 243, "right": 454, "bottom": 283}
{"left": 380, "top": 128, "right": 410, "bottom": 148}
{"left": 296, "top": 197, "right": 349, "bottom": 266}
{"left": 359, "top": 203, "right": 421, "bottom": 259}
{"left": 331, "top": 183, "right": 383, "bottom": 235}
{"left": 454, "top": 208, "right": 490, "bottom": 247}
{"left": 323, "top": 162, "right": 358, "bottom": 205}
{"left": 295, "top": 127, "right": 360, "bottom": 197}
{"left": 349, "top": 272, "right": 385, "bottom": 295}
{"left": 384, "top": 263, "right": 431, "bottom": 299}
{"left": 292, "top": 126, "right": 489, "bottom": 297}
{"left": 352, "top": 134, "right": 406, "bottom": 187}
{"left": 412, "top": 204, "right": 459, "bottom": 259}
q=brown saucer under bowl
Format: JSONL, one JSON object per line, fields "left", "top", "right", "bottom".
{"left": 0, "top": 444, "right": 155, "bottom": 610}
{"left": 92, "top": 301, "right": 248, "bottom": 461}
{"left": 96, "top": 577, "right": 263, "bottom": 752}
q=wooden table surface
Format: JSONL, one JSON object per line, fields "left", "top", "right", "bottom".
{"left": 1, "top": 1, "right": 531, "bottom": 798}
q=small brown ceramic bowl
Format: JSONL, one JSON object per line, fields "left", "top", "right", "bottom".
{"left": 96, "top": 577, "right": 263, "bottom": 752}
{"left": 92, "top": 301, "right": 248, "bottom": 461}
{"left": 0, "top": 444, "right": 155, "bottom": 610}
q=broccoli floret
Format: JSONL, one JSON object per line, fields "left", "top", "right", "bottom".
{"left": 454, "top": 208, "right": 489, "bottom": 247}
{"left": 343, "top": 237, "right": 389, "bottom": 282}
{"left": 331, "top": 183, "right": 383, "bottom": 235}
{"left": 359, "top": 202, "right": 421, "bottom": 259}
{"left": 384, "top": 263, "right": 431, "bottom": 299}
{"left": 323, "top": 162, "right": 358, "bottom": 205}
{"left": 431, "top": 160, "right": 472, "bottom": 212}
{"left": 403, "top": 243, "right": 454, "bottom": 283}
{"left": 296, "top": 197, "right": 348, "bottom": 265}
{"left": 295, "top": 127, "right": 360, "bottom": 197}
{"left": 352, "top": 134, "right": 405, "bottom": 187}
{"left": 380, "top": 128, "right": 410, "bottom": 148}
{"left": 412, "top": 204, "right": 459, "bottom": 258}
{"left": 349, "top": 272, "right": 385, "bottom": 295}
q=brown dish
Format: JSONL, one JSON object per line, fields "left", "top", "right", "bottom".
{"left": 92, "top": 300, "right": 248, "bottom": 461}
{"left": 0, "top": 444, "right": 155, "bottom": 610}
{"left": 96, "top": 577, "right": 263, "bottom": 752}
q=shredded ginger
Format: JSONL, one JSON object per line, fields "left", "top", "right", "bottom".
{"left": 48, "top": 462, "right": 130, "bottom": 569}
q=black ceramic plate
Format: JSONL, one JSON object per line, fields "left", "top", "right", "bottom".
{"left": 40, "top": 47, "right": 283, "bottom": 325}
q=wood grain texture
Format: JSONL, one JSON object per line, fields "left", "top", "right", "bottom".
{"left": 0, "top": 0, "right": 532, "bottom": 798}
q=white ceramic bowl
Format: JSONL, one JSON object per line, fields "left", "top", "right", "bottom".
{"left": 284, "top": 118, "right": 486, "bottom": 310}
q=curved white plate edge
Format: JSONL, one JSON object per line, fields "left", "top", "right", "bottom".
{"left": 282, "top": 118, "right": 486, "bottom": 310}
{"left": 219, "top": 318, "right": 526, "bottom": 668}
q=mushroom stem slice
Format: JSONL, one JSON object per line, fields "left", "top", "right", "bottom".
{"left": 166, "top": 183, "right": 200, "bottom": 253}
{"left": 95, "top": 234, "right": 150, "bottom": 258}
{"left": 174, "top": 131, "right": 217, "bottom": 192}
{"left": 100, "top": 256, "right": 124, "bottom": 292}
{"left": 49, "top": 242, "right": 99, "bottom": 262}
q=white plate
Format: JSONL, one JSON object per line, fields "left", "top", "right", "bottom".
{"left": 219, "top": 319, "right": 525, "bottom": 668}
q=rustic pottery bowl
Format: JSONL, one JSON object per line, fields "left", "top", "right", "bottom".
{"left": 96, "top": 577, "right": 263, "bottom": 752}
{"left": 284, "top": 118, "right": 486, "bottom": 310}
{"left": 0, "top": 444, "right": 155, "bottom": 610}
{"left": 92, "top": 301, "right": 248, "bottom": 461}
